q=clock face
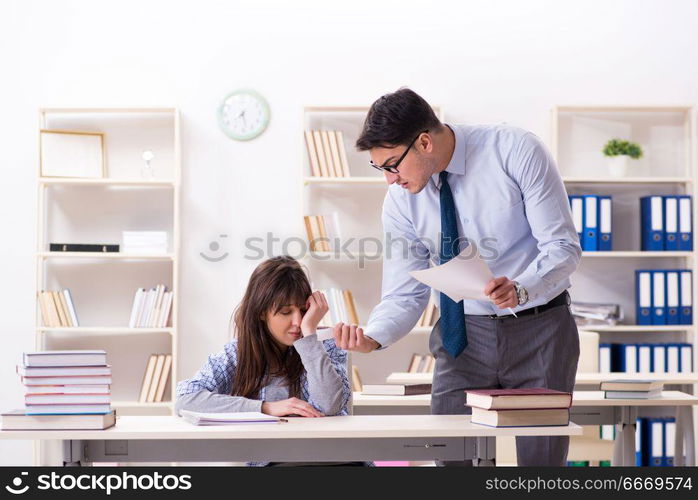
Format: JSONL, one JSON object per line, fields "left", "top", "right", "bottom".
{"left": 217, "top": 89, "right": 270, "bottom": 141}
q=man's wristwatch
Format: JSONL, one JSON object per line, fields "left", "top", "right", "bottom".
{"left": 513, "top": 281, "right": 529, "bottom": 306}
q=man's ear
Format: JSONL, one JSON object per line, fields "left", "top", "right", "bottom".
{"left": 418, "top": 132, "right": 434, "bottom": 154}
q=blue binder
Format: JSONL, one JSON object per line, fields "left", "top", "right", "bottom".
{"left": 666, "top": 270, "right": 681, "bottom": 325}
{"left": 651, "top": 270, "right": 667, "bottom": 325}
{"left": 664, "top": 196, "right": 679, "bottom": 251}
{"left": 636, "top": 270, "right": 652, "bottom": 325}
{"left": 598, "top": 195, "right": 612, "bottom": 251}
{"left": 636, "top": 418, "right": 646, "bottom": 466}
{"left": 568, "top": 195, "right": 584, "bottom": 247}
{"left": 649, "top": 418, "right": 664, "bottom": 466}
{"left": 598, "top": 343, "right": 612, "bottom": 373}
{"left": 641, "top": 196, "right": 665, "bottom": 251}
{"left": 664, "top": 419, "right": 676, "bottom": 466}
{"left": 678, "top": 195, "right": 693, "bottom": 251}
{"left": 582, "top": 195, "right": 598, "bottom": 251}
{"left": 652, "top": 344, "right": 666, "bottom": 373}
{"left": 680, "top": 270, "right": 692, "bottom": 325}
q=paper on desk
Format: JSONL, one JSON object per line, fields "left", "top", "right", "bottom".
{"left": 409, "top": 246, "right": 493, "bottom": 302}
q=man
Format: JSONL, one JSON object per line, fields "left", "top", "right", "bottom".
{"left": 332, "top": 87, "right": 581, "bottom": 466}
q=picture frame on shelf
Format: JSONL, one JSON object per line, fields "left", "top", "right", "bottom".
{"left": 40, "top": 129, "right": 106, "bottom": 178}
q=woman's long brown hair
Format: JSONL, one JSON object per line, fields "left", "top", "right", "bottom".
{"left": 230, "top": 256, "right": 311, "bottom": 399}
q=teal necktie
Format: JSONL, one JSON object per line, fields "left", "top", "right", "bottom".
{"left": 439, "top": 171, "right": 467, "bottom": 357}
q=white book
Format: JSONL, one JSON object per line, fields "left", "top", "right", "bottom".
{"left": 62, "top": 289, "right": 79, "bottom": 327}
{"left": 139, "top": 288, "right": 156, "bottom": 328}
{"left": 158, "top": 291, "right": 173, "bottom": 328}
{"left": 25, "top": 385, "right": 110, "bottom": 395}
{"left": 22, "top": 375, "right": 112, "bottom": 386}
{"left": 18, "top": 365, "right": 111, "bottom": 377}
{"left": 1, "top": 409, "right": 116, "bottom": 430}
{"left": 25, "top": 394, "right": 111, "bottom": 405}
{"left": 180, "top": 410, "right": 280, "bottom": 426}
{"left": 128, "top": 288, "right": 145, "bottom": 328}
{"left": 150, "top": 285, "right": 166, "bottom": 328}
{"left": 23, "top": 350, "right": 106, "bottom": 367}
{"left": 25, "top": 404, "right": 111, "bottom": 415}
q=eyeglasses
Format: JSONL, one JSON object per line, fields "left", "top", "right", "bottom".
{"left": 369, "top": 130, "right": 428, "bottom": 174}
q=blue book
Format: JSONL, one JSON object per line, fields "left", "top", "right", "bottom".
{"left": 665, "top": 270, "right": 681, "bottom": 325}
{"left": 649, "top": 418, "right": 664, "bottom": 466}
{"left": 641, "top": 196, "right": 665, "bottom": 251}
{"left": 582, "top": 195, "right": 599, "bottom": 251}
{"left": 678, "top": 195, "right": 693, "bottom": 251}
{"left": 651, "top": 270, "right": 667, "bottom": 325}
{"left": 680, "top": 270, "right": 693, "bottom": 325}
{"left": 568, "top": 195, "right": 584, "bottom": 248}
{"left": 636, "top": 270, "right": 652, "bottom": 325}
{"left": 664, "top": 196, "right": 679, "bottom": 250}
{"left": 598, "top": 195, "right": 612, "bottom": 251}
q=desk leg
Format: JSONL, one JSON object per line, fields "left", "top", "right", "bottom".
{"left": 62, "top": 440, "right": 84, "bottom": 467}
{"left": 676, "top": 406, "right": 695, "bottom": 466}
{"left": 612, "top": 406, "right": 637, "bottom": 467}
{"left": 474, "top": 437, "right": 496, "bottom": 467}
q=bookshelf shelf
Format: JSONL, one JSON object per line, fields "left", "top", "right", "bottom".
{"left": 577, "top": 325, "right": 694, "bottom": 333}
{"left": 582, "top": 251, "right": 694, "bottom": 258}
{"left": 386, "top": 371, "right": 698, "bottom": 385}
{"left": 303, "top": 176, "right": 387, "bottom": 186}
{"left": 36, "top": 327, "right": 174, "bottom": 335}
{"left": 39, "top": 178, "right": 176, "bottom": 187}
{"left": 34, "top": 107, "right": 180, "bottom": 463}
{"left": 112, "top": 401, "right": 173, "bottom": 409}
{"left": 563, "top": 177, "right": 693, "bottom": 184}
{"left": 38, "top": 252, "right": 175, "bottom": 260}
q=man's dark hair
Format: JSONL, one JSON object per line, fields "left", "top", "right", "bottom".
{"left": 355, "top": 87, "right": 442, "bottom": 151}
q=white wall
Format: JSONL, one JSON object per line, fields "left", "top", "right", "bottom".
{"left": 2, "top": 0, "right": 698, "bottom": 464}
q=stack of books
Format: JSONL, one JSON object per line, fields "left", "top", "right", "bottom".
{"left": 304, "top": 130, "right": 351, "bottom": 178}
{"left": 570, "top": 301, "right": 622, "bottom": 326}
{"left": 601, "top": 380, "right": 664, "bottom": 399}
{"left": 361, "top": 383, "right": 431, "bottom": 396}
{"left": 38, "top": 289, "right": 79, "bottom": 327}
{"left": 407, "top": 353, "right": 435, "bottom": 374}
{"left": 317, "top": 289, "right": 359, "bottom": 326}
{"left": 2, "top": 350, "right": 115, "bottom": 430}
{"left": 466, "top": 388, "right": 572, "bottom": 427}
{"left": 128, "top": 284, "right": 173, "bottom": 328}
{"left": 122, "top": 231, "right": 168, "bottom": 254}
{"left": 138, "top": 354, "right": 173, "bottom": 403}
{"left": 303, "top": 213, "right": 341, "bottom": 252}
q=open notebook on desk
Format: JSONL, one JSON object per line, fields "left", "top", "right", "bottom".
{"left": 180, "top": 410, "right": 282, "bottom": 426}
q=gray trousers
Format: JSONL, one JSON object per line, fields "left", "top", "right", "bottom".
{"left": 429, "top": 302, "right": 580, "bottom": 466}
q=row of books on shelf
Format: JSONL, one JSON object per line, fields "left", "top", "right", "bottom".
{"left": 598, "top": 343, "right": 694, "bottom": 373}
{"left": 568, "top": 195, "right": 694, "bottom": 252}
{"left": 128, "top": 285, "right": 174, "bottom": 328}
{"left": 601, "top": 418, "right": 681, "bottom": 466}
{"left": 303, "top": 213, "right": 340, "bottom": 252}
{"left": 2, "top": 350, "right": 116, "bottom": 430}
{"left": 304, "top": 130, "right": 351, "bottom": 178}
{"left": 407, "top": 353, "right": 436, "bottom": 373}
{"left": 317, "top": 289, "right": 360, "bottom": 327}
{"left": 641, "top": 195, "right": 693, "bottom": 251}
{"left": 635, "top": 270, "right": 692, "bottom": 325}
{"left": 49, "top": 232, "right": 168, "bottom": 254}
{"left": 38, "top": 289, "right": 79, "bottom": 327}
{"left": 138, "top": 353, "right": 173, "bottom": 403}
{"left": 416, "top": 297, "right": 439, "bottom": 327}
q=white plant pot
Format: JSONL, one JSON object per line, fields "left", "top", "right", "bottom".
{"left": 607, "top": 155, "right": 629, "bottom": 178}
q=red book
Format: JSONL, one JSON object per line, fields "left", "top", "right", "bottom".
{"left": 465, "top": 388, "right": 572, "bottom": 410}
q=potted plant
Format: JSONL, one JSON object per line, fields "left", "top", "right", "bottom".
{"left": 602, "top": 138, "right": 643, "bottom": 177}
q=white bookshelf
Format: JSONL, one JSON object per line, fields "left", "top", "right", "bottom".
{"left": 553, "top": 104, "right": 698, "bottom": 463}
{"left": 301, "top": 106, "right": 443, "bottom": 384}
{"left": 34, "top": 108, "right": 180, "bottom": 464}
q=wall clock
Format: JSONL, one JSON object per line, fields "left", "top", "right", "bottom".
{"left": 217, "top": 89, "right": 270, "bottom": 141}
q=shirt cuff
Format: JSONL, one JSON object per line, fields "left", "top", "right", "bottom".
{"left": 293, "top": 334, "right": 327, "bottom": 360}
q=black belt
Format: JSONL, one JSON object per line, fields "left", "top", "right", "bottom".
{"left": 478, "top": 291, "right": 570, "bottom": 320}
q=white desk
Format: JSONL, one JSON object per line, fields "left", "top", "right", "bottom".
{"left": 0, "top": 414, "right": 581, "bottom": 466}
{"left": 352, "top": 391, "right": 698, "bottom": 466}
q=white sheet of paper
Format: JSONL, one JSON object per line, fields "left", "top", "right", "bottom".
{"left": 409, "top": 247, "right": 494, "bottom": 302}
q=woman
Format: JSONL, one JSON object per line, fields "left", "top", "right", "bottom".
{"left": 175, "top": 256, "right": 353, "bottom": 465}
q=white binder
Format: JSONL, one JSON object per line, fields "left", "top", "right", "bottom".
{"left": 638, "top": 344, "right": 652, "bottom": 373}
{"left": 652, "top": 345, "right": 666, "bottom": 373}
{"left": 680, "top": 344, "right": 693, "bottom": 373}
{"left": 667, "top": 345, "right": 680, "bottom": 373}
